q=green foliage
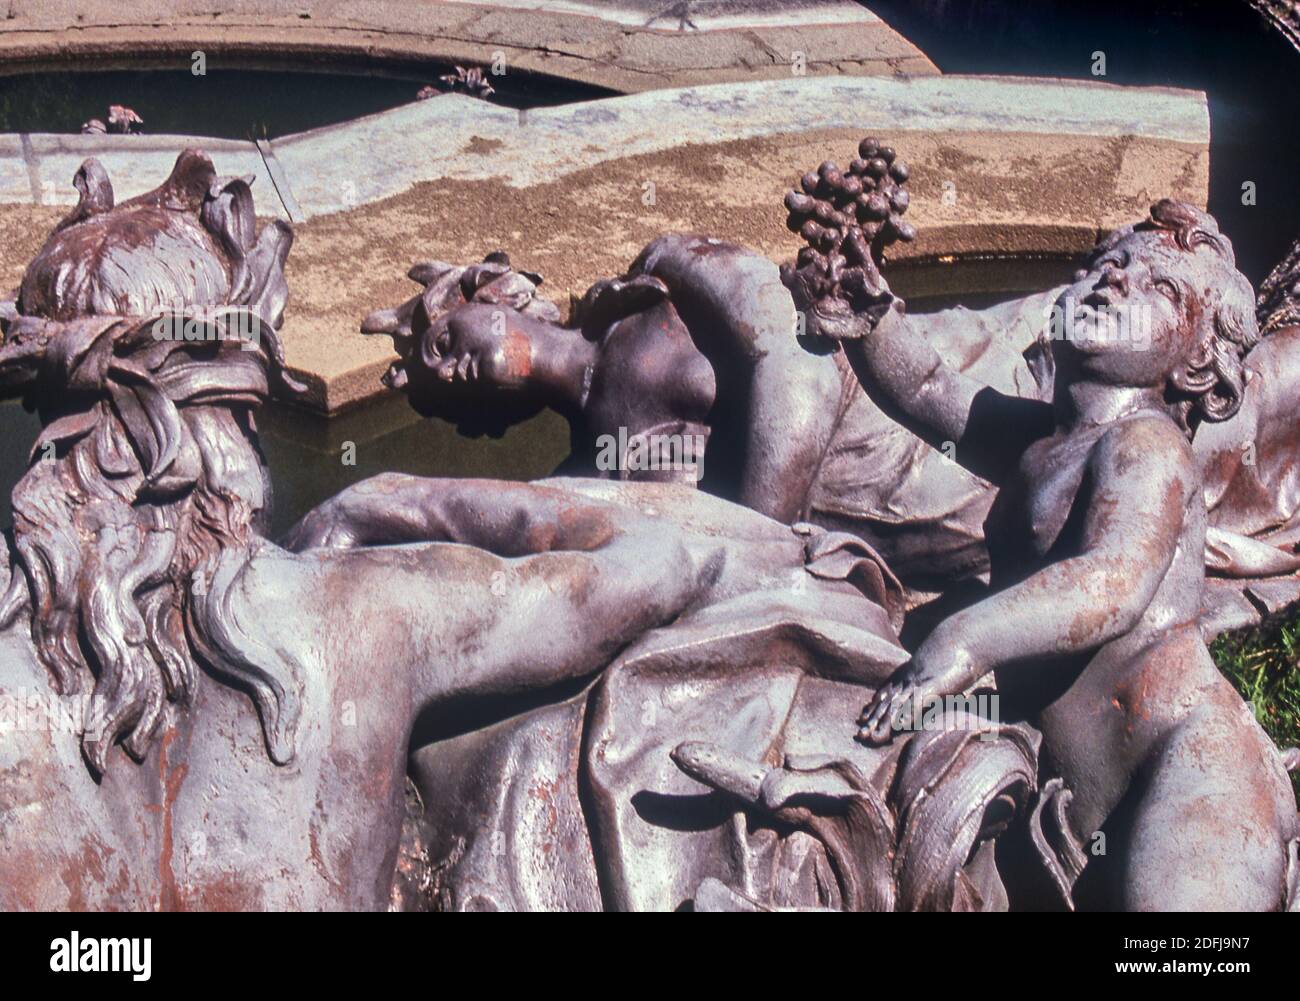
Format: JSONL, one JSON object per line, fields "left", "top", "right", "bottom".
{"left": 1212, "top": 615, "right": 1300, "bottom": 802}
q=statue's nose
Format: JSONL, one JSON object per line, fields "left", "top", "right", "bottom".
{"left": 1098, "top": 264, "right": 1129, "bottom": 297}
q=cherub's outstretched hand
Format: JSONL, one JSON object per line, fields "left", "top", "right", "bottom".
{"left": 857, "top": 672, "right": 939, "bottom": 745}
{"left": 856, "top": 641, "right": 976, "bottom": 744}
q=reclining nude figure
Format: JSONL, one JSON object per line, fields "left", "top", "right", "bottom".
{"left": 360, "top": 141, "right": 1300, "bottom": 634}
{"left": 0, "top": 153, "right": 1046, "bottom": 910}
{"left": 793, "top": 197, "right": 1299, "bottom": 910}
{"left": 0, "top": 303, "right": 988, "bottom": 909}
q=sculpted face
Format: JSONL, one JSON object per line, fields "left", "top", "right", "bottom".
{"left": 362, "top": 255, "right": 564, "bottom": 431}
{"left": 1050, "top": 231, "right": 1209, "bottom": 390}
{"left": 429, "top": 304, "right": 536, "bottom": 391}
{"left": 393, "top": 303, "right": 541, "bottom": 423}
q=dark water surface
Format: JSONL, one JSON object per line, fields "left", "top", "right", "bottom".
{"left": 0, "top": 65, "right": 610, "bottom": 140}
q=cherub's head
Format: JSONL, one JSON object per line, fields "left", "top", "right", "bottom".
{"left": 1048, "top": 199, "right": 1258, "bottom": 434}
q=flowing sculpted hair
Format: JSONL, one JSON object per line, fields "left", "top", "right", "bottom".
{"left": 0, "top": 311, "right": 300, "bottom": 773}
{"left": 1088, "top": 199, "right": 1260, "bottom": 433}
{"left": 0, "top": 149, "right": 301, "bottom": 772}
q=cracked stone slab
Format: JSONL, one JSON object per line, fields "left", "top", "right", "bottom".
{"left": 0, "top": 1, "right": 938, "bottom": 93}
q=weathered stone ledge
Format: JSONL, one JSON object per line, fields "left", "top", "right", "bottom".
{"left": 0, "top": 75, "right": 1209, "bottom": 412}
{"left": 0, "top": 0, "right": 937, "bottom": 94}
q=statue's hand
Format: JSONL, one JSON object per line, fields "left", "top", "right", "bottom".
{"left": 856, "top": 673, "right": 940, "bottom": 746}
{"left": 855, "top": 642, "right": 975, "bottom": 745}
{"left": 782, "top": 254, "right": 899, "bottom": 343}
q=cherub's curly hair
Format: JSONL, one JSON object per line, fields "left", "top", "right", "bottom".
{"left": 1087, "top": 199, "right": 1260, "bottom": 434}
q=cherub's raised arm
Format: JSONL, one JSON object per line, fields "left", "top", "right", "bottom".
{"left": 840, "top": 308, "right": 1052, "bottom": 485}
{"left": 774, "top": 137, "right": 1052, "bottom": 485}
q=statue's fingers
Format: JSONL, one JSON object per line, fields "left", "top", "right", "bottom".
{"left": 861, "top": 689, "right": 892, "bottom": 732}
{"left": 858, "top": 687, "right": 890, "bottom": 725}
{"left": 856, "top": 714, "right": 893, "bottom": 745}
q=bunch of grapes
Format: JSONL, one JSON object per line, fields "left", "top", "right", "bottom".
{"left": 783, "top": 137, "right": 915, "bottom": 304}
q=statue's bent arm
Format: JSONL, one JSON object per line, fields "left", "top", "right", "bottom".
{"left": 631, "top": 234, "right": 844, "bottom": 522}
{"left": 284, "top": 472, "right": 660, "bottom": 556}
{"left": 276, "top": 479, "right": 710, "bottom": 708}
{"left": 842, "top": 308, "right": 1053, "bottom": 485}
{"left": 911, "top": 418, "right": 1193, "bottom": 693}
{"left": 404, "top": 528, "right": 705, "bottom": 708}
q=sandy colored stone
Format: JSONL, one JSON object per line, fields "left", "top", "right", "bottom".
{"left": 0, "top": 124, "right": 1206, "bottom": 412}
{"left": 276, "top": 127, "right": 1206, "bottom": 410}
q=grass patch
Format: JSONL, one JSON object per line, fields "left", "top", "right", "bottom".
{"left": 1211, "top": 614, "right": 1300, "bottom": 803}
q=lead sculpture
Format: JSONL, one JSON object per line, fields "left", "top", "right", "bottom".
{"left": 0, "top": 147, "right": 1297, "bottom": 911}
{"left": 364, "top": 142, "right": 1300, "bottom": 639}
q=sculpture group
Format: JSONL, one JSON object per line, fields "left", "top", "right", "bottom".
{"left": 1, "top": 143, "right": 1297, "bottom": 911}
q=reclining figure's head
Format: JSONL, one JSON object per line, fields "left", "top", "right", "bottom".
{"left": 16, "top": 149, "right": 292, "bottom": 330}
{"left": 362, "top": 252, "right": 564, "bottom": 433}
{"left": 0, "top": 311, "right": 299, "bottom": 773}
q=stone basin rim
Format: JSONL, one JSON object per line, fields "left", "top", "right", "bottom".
{"left": 0, "top": 74, "right": 1210, "bottom": 224}
{"left": 0, "top": 74, "right": 1210, "bottom": 416}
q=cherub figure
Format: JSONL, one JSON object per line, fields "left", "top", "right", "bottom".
{"left": 798, "top": 198, "right": 1299, "bottom": 910}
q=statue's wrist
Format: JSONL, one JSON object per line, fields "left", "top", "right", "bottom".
{"left": 814, "top": 293, "right": 902, "bottom": 343}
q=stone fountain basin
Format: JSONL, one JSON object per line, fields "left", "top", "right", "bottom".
{"left": 0, "top": 74, "right": 1209, "bottom": 413}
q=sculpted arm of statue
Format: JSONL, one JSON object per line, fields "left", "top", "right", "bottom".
{"left": 412, "top": 505, "right": 707, "bottom": 704}
{"left": 631, "top": 235, "right": 845, "bottom": 521}
{"left": 285, "top": 474, "right": 712, "bottom": 701}
{"left": 284, "top": 471, "right": 655, "bottom": 555}
{"left": 839, "top": 307, "right": 1053, "bottom": 485}
{"left": 858, "top": 419, "right": 1193, "bottom": 743}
